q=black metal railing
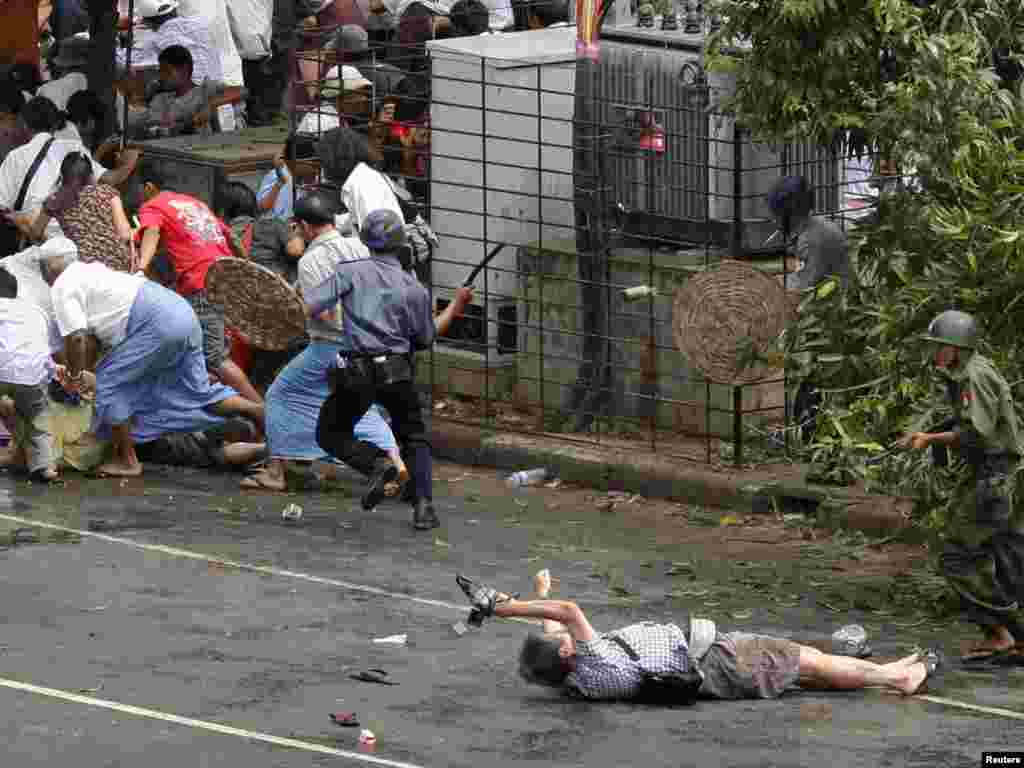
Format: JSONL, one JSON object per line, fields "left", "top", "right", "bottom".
{"left": 289, "top": 31, "right": 880, "bottom": 466}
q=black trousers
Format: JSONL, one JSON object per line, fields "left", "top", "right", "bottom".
{"left": 316, "top": 364, "right": 432, "bottom": 503}
{"left": 243, "top": 43, "right": 292, "bottom": 124}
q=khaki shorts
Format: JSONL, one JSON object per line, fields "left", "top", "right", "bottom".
{"left": 698, "top": 632, "right": 802, "bottom": 700}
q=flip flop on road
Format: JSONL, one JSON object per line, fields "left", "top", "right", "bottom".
{"left": 349, "top": 669, "right": 397, "bottom": 686}
{"left": 908, "top": 647, "right": 945, "bottom": 695}
{"left": 330, "top": 712, "right": 360, "bottom": 727}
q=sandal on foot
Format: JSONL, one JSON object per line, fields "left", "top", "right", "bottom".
{"left": 990, "top": 646, "right": 1024, "bottom": 667}
{"left": 239, "top": 473, "right": 286, "bottom": 491}
{"left": 909, "top": 647, "right": 944, "bottom": 695}
{"left": 961, "top": 646, "right": 1014, "bottom": 664}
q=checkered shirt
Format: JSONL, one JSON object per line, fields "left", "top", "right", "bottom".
{"left": 565, "top": 622, "right": 693, "bottom": 701}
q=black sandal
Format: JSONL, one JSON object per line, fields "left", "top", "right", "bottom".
{"left": 349, "top": 669, "right": 397, "bottom": 686}
{"left": 908, "top": 648, "right": 944, "bottom": 695}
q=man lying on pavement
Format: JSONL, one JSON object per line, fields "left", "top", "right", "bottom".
{"left": 455, "top": 572, "right": 941, "bottom": 703}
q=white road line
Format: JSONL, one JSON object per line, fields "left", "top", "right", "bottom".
{"left": 0, "top": 512, "right": 464, "bottom": 614}
{"left": 11, "top": 512, "right": 1019, "bottom": 722}
{"left": 918, "top": 695, "right": 1024, "bottom": 721}
{"left": 0, "top": 676, "right": 427, "bottom": 767}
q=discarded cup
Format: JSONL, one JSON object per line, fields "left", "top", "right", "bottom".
{"left": 506, "top": 468, "right": 548, "bottom": 488}
{"left": 372, "top": 634, "right": 408, "bottom": 645}
{"left": 359, "top": 728, "right": 377, "bottom": 746}
{"left": 831, "top": 624, "right": 870, "bottom": 658}
{"left": 281, "top": 503, "right": 303, "bottom": 522}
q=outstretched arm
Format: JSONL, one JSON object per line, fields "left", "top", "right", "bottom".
{"left": 491, "top": 593, "right": 596, "bottom": 642}
{"left": 533, "top": 569, "right": 565, "bottom": 635}
{"left": 434, "top": 286, "right": 473, "bottom": 335}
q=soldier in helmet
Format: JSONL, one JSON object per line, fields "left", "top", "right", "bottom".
{"left": 897, "top": 310, "right": 1024, "bottom": 663}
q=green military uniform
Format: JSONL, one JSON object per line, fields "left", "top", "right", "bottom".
{"left": 936, "top": 351, "right": 1024, "bottom": 635}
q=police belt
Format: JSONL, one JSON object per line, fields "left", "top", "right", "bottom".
{"left": 334, "top": 351, "right": 414, "bottom": 387}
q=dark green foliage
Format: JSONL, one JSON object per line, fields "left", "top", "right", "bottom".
{"left": 707, "top": 1, "right": 1024, "bottom": 540}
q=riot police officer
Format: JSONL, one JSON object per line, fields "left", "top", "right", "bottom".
{"left": 308, "top": 209, "right": 441, "bottom": 531}
{"left": 898, "top": 310, "right": 1024, "bottom": 662}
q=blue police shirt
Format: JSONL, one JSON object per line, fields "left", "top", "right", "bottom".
{"left": 305, "top": 253, "right": 435, "bottom": 356}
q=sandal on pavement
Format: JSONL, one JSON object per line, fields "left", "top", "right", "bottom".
{"left": 908, "top": 648, "right": 944, "bottom": 695}
{"left": 349, "top": 669, "right": 397, "bottom": 686}
{"left": 330, "top": 712, "right": 360, "bottom": 727}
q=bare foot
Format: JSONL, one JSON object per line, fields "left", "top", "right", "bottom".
{"left": 97, "top": 461, "right": 143, "bottom": 477}
{"left": 882, "top": 651, "right": 925, "bottom": 671}
{"left": 240, "top": 471, "right": 287, "bottom": 491}
{"left": 900, "top": 658, "right": 929, "bottom": 695}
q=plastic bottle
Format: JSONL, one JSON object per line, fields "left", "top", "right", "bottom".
{"left": 831, "top": 624, "right": 869, "bottom": 657}
{"left": 506, "top": 468, "right": 548, "bottom": 488}
{"left": 622, "top": 285, "right": 660, "bottom": 302}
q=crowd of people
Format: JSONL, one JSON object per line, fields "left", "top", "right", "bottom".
{"left": 0, "top": 0, "right": 585, "bottom": 530}
{"left": 0, "top": 0, "right": 550, "bottom": 531}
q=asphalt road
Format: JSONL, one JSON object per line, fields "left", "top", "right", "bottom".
{"left": 0, "top": 462, "right": 1021, "bottom": 768}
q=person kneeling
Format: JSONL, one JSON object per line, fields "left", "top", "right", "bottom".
{"left": 42, "top": 242, "right": 264, "bottom": 477}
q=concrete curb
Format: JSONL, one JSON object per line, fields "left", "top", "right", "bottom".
{"left": 430, "top": 421, "right": 912, "bottom": 537}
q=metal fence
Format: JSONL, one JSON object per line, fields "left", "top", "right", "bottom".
{"left": 292, "top": 25, "right": 880, "bottom": 466}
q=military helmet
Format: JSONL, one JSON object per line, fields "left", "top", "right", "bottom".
{"left": 922, "top": 310, "right": 978, "bottom": 350}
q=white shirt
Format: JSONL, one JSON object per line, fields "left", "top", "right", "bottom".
{"left": 297, "top": 229, "right": 370, "bottom": 342}
{"left": 51, "top": 262, "right": 145, "bottom": 349}
{"left": 0, "top": 133, "right": 107, "bottom": 238}
{"left": 338, "top": 163, "right": 405, "bottom": 235}
{"left": 0, "top": 246, "right": 62, "bottom": 351}
{"left": 119, "top": 15, "right": 224, "bottom": 86}
{"left": 54, "top": 123, "right": 83, "bottom": 143}
{"left": 37, "top": 73, "right": 89, "bottom": 111}
{"left": 481, "top": 0, "right": 514, "bottom": 30}
{"left": 0, "top": 298, "right": 56, "bottom": 386}
{"left": 178, "top": 0, "right": 244, "bottom": 87}
{"left": 226, "top": 0, "right": 273, "bottom": 61}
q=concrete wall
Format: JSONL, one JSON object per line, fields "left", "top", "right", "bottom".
{"left": 513, "top": 240, "right": 786, "bottom": 437}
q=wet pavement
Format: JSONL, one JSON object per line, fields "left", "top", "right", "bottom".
{"left": 0, "top": 461, "right": 1021, "bottom": 767}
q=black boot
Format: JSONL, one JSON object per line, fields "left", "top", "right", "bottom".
{"left": 362, "top": 458, "right": 398, "bottom": 511}
{"left": 412, "top": 499, "right": 440, "bottom": 530}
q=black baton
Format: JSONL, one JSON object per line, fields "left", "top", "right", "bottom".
{"left": 463, "top": 244, "right": 505, "bottom": 287}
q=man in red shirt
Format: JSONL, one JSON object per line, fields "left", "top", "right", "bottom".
{"left": 136, "top": 163, "right": 262, "bottom": 406}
